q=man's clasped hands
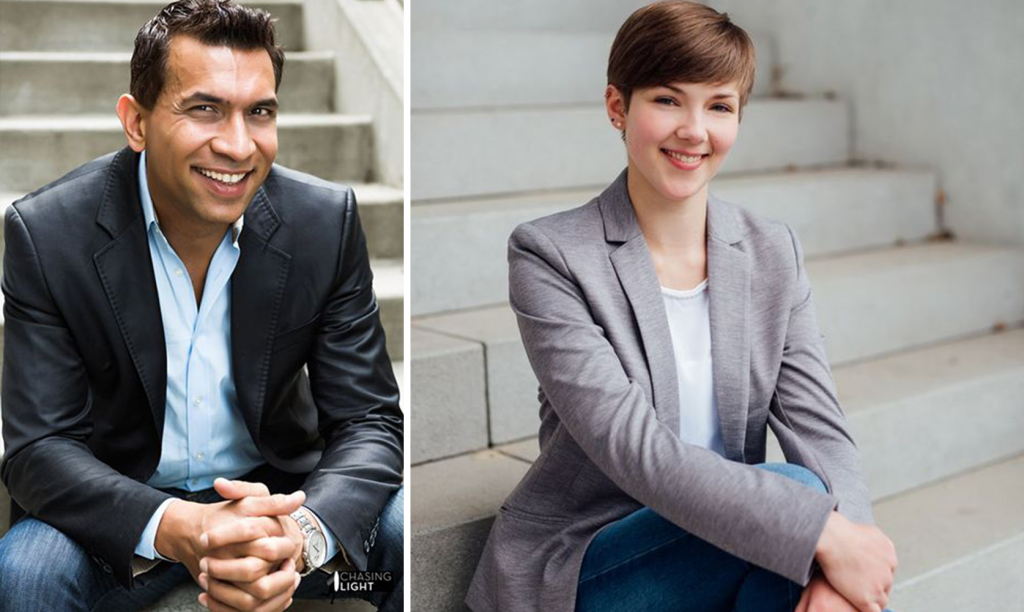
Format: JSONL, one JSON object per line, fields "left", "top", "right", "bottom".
{"left": 154, "top": 478, "right": 313, "bottom": 612}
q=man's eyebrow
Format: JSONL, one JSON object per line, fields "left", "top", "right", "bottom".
{"left": 662, "top": 84, "right": 739, "bottom": 101}
{"left": 180, "top": 92, "right": 279, "bottom": 108}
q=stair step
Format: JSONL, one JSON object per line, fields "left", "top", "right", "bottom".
{"left": 412, "top": 29, "right": 775, "bottom": 110}
{"left": 809, "top": 242, "right": 1024, "bottom": 364}
{"left": 764, "top": 327, "right": 1024, "bottom": 498}
{"left": 0, "top": 51, "right": 335, "bottom": 116}
{"left": 1, "top": 182, "right": 402, "bottom": 262}
{"left": 410, "top": 243, "right": 1024, "bottom": 459}
{"left": 0, "top": 114, "right": 374, "bottom": 193}
{"left": 877, "top": 454, "right": 1024, "bottom": 612}
{"left": 0, "top": 0, "right": 305, "bottom": 52}
{"left": 411, "top": 450, "right": 531, "bottom": 612}
{"left": 412, "top": 97, "right": 849, "bottom": 201}
{"left": 410, "top": 451, "right": 1024, "bottom": 612}
{"left": 411, "top": 167, "right": 939, "bottom": 315}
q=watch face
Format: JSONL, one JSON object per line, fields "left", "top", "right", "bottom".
{"left": 309, "top": 532, "right": 328, "bottom": 567}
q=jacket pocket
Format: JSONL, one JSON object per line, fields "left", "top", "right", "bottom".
{"left": 271, "top": 313, "right": 321, "bottom": 353}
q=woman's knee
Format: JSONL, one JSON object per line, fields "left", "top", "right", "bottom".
{"left": 755, "top": 463, "right": 827, "bottom": 494}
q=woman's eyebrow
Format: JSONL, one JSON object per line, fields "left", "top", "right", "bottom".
{"left": 662, "top": 84, "right": 739, "bottom": 101}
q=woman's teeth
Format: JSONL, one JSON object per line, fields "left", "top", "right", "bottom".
{"left": 197, "top": 168, "right": 246, "bottom": 184}
{"left": 664, "top": 150, "right": 705, "bottom": 164}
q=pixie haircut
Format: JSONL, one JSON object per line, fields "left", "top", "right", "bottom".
{"left": 130, "top": 0, "right": 284, "bottom": 110}
{"left": 608, "top": 1, "right": 756, "bottom": 119}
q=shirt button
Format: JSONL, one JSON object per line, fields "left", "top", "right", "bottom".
{"left": 195, "top": 451, "right": 204, "bottom": 461}
{"left": 194, "top": 397, "right": 203, "bottom": 406}
{"left": 175, "top": 268, "right": 184, "bottom": 277}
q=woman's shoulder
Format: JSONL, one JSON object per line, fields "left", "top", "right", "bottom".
{"left": 709, "top": 193, "right": 802, "bottom": 263}
{"left": 508, "top": 195, "right": 605, "bottom": 257}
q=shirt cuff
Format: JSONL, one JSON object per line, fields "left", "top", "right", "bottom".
{"left": 135, "top": 498, "right": 177, "bottom": 562}
{"left": 303, "top": 506, "right": 349, "bottom": 570}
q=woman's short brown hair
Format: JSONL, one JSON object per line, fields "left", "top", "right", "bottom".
{"left": 130, "top": 0, "right": 285, "bottom": 110}
{"left": 607, "top": 1, "right": 756, "bottom": 118}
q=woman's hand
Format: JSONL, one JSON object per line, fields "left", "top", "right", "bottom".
{"left": 795, "top": 573, "right": 859, "bottom": 612}
{"left": 814, "top": 511, "right": 898, "bottom": 612}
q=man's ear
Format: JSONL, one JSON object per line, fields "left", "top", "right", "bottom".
{"left": 116, "top": 94, "right": 148, "bottom": 152}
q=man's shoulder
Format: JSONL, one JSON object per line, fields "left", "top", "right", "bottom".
{"left": 8, "top": 151, "right": 119, "bottom": 224}
{"left": 262, "top": 164, "right": 355, "bottom": 215}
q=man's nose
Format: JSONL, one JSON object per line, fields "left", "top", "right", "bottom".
{"left": 211, "top": 113, "right": 257, "bottom": 160}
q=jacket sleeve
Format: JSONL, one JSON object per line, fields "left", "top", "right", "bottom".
{"left": 508, "top": 221, "right": 837, "bottom": 586}
{"left": 1, "top": 204, "right": 173, "bottom": 588}
{"left": 768, "top": 224, "right": 874, "bottom": 525}
{"left": 300, "top": 188, "right": 403, "bottom": 571}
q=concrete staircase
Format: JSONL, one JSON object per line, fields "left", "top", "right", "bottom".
{"left": 410, "top": 17, "right": 1024, "bottom": 612}
{"left": 0, "top": 1, "right": 401, "bottom": 610}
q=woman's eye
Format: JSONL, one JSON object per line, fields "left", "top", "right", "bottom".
{"left": 655, "top": 97, "right": 678, "bottom": 106}
{"left": 712, "top": 104, "right": 734, "bottom": 113}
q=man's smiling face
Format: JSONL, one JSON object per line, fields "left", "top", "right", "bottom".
{"left": 141, "top": 35, "right": 278, "bottom": 231}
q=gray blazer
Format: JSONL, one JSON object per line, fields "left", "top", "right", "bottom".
{"left": 466, "top": 170, "right": 873, "bottom": 612}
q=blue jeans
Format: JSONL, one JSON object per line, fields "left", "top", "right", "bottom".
{"left": 0, "top": 485, "right": 404, "bottom": 612}
{"left": 576, "top": 463, "right": 893, "bottom": 612}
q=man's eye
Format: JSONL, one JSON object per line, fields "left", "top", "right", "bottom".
{"left": 252, "top": 107, "right": 276, "bottom": 117}
{"left": 655, "top": 97, "right": 677, "bottom": 106}
{"left": 192, "top": 105, "right": 215, "bottom": 112}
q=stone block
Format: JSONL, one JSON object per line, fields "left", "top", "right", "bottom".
{"left": 410, "top": 328, "right": 488, "bottom": 463}
{"left": 416, "top": 307, "right": 541, "bottom": 445}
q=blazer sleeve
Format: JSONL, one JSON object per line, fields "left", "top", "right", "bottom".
{"left": 1, "top": 204, "right": 173, "bottom": 588}
{"left": 508, "top": 221, "right": 837, "bottom": 586}
{"left": 300, "top": 187, "right": 403, "bottom": 571}
{"left": 768, "top": 224, "right": 874, "bottom": 525}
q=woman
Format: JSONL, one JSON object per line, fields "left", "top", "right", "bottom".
{"left": 466, "top": 3, "right": 898, "bottom": 612}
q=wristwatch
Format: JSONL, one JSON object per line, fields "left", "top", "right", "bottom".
{"left": 290, "top": 508, "right": 328, "bottom": 576}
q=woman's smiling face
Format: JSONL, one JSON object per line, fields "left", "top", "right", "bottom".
{"left": 608, "top": 81, "right": 741, "bottom": 207}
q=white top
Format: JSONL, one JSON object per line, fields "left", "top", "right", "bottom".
{"left": 661, "top": 278, "right": 726, "bottom": 456}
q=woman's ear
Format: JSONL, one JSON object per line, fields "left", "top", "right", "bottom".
{"left": 605, "top": 84, "right": 627, "bottom": 131}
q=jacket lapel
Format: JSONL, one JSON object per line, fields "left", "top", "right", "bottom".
{"left": 601, "top": 172, "right": 681, "bottom": 432}
{"left": 231, "top": 186, "right": 291, "bottom": 441}
{"left": 93, "top": 148, "right": 168, "bottom": 434}
{"left": 706, "top": 193, "right": 751, "bottom": 462}
{"left": 599, "top": 171, "right": 752, "bottom": 461}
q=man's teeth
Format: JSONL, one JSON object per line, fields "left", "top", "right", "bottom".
{"left": 197, "top": 168, "right": 246, "bottom": 184}
{"left": 664, "top": 150, "right": 705, "bottom": 164}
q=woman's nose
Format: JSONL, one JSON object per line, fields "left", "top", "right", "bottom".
{"left": 675, "top": 113, "right": 707, "bottom": 143}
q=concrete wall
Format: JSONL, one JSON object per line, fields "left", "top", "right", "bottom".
{"left": 303, "top": 0, "right": 404, "bottom": 187}
{"left": 709, "top": 0, "right": 1024, "bottom": 246}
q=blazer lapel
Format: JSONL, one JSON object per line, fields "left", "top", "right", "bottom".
{"left": 601, "top": 171, "right": 681, "bottom": 432}
{"left": 706, "top": 194, "right": 751, "bottom": 462}
{"left": 231, "top": 186, "right": 291, "bottom": 441}
{"left": 93, "top": 148, "right": 167, "bottom": 434}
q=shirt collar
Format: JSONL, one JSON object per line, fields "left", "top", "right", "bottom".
{"left": 138, "top": 150, "right": 244, "bottom": 244}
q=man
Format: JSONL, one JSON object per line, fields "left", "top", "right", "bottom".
{"left": 0, "top": 1, "right": 404, "bottom": 611}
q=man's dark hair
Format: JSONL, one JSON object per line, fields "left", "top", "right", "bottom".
{"left": 130, "top": 0, "right": 285, "bottom": 109}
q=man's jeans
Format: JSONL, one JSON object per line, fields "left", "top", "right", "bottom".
{"left": 575, "top": 463, "right": 894, "bottom": 612}
{"left": 0, "top": 486, "right": 404, "bottom": 612}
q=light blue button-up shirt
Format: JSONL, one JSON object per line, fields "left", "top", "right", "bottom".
{"left": 133, "top": 151, "right": 340, "bottom": 565}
